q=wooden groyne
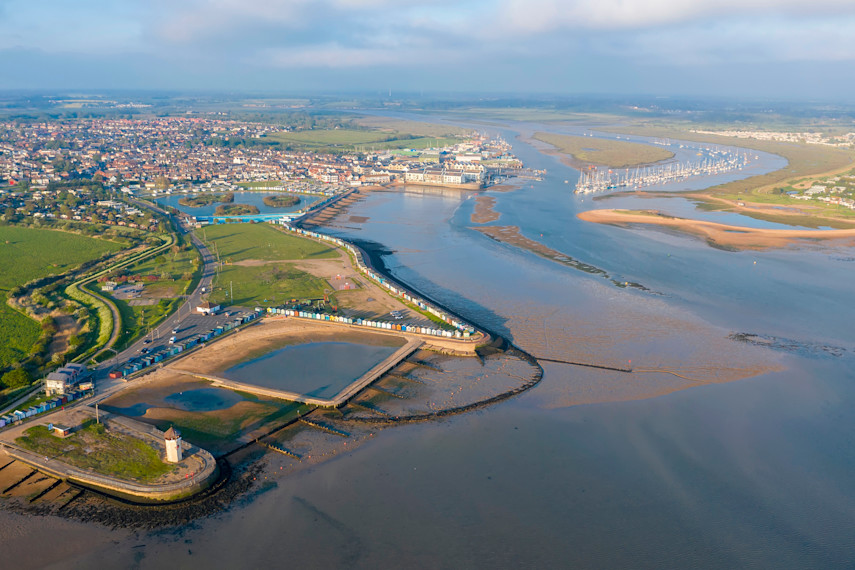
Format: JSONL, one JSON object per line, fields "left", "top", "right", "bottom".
{"left": 534, "top": 357, "right": 632, "bottom": 373}
{"left": 298, "top": 418, "right": 350, "bottom": 437}
{"left": 259, "top": 441, "right": 301, "bottom": 460}
{"left": 368, "top": 385, "right": 405, "bottom": 399}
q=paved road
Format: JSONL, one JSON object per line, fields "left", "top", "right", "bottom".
{"left": 92, "top": 201, "right": 224, "bottom": 395}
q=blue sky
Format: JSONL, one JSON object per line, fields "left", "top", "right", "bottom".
{"left": 1, "top": 0, "right": 854, "bottom": 98}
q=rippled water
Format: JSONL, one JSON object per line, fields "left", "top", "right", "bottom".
{"left": 6, "top": 119, "right": 855, "bottom": 568}
{"left": 222, "top": 342, "right": 400, "bottom": 398}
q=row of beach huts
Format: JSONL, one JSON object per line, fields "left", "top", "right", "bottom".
{"left": 278, "top": 224, "right": 477, "bottom": 336}
{"left": 0, "top": 385, "right": 94, "bottom": 428}
{"left": 109, "top": 310, "right": 263, "bottom": 379}
{"left": 266, "top": 307, "right": 471, "bottom": 338}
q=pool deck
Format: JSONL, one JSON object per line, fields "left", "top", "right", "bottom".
{"left": 171, "top": 337, "right": 424, "bottom": 407}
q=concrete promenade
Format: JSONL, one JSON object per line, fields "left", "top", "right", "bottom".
{"left": 173, "top": 336, "right": 424, "bottom": 407}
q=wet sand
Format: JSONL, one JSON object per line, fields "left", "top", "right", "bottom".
{"left": 470, "top": 196, "right": 500, "bottom": 224}
{"left": 578, "top": 208, "right": 855, "bottom": 250}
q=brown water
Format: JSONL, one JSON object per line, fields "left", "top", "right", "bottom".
{"left": 3, "top": 121, "right": 855, "bottom": 568}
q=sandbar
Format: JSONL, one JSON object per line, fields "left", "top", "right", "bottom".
{"left": 578, "top": 208, "right": 855, "bottom": 250}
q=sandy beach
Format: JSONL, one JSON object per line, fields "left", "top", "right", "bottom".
{"left": 578, "top": 208, "right": 855, "bottom": 250}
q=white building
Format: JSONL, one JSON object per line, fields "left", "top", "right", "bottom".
{"left": 164, "top": 426, "right": 183, "bottom": 463}
{"left": 196, "top": 301, "right": 221, "bottom": 315}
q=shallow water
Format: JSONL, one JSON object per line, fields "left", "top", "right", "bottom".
{"left": 162, "top": 387, "right": 243, "bottom": 412}
{"left": 5, "top": 119, "right": 855, "bottom": 568}
{"left": 221, "top": 341, "right": 400, "bottom": 398}
{"left": 155, "top": 191, "right": 316, "bottom": 217}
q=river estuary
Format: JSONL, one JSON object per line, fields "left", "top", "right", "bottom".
{"left": 2, "top": 118, "right": 854, "bottom": 568}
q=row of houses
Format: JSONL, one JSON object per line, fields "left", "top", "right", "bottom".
{"left": 109, "top": 310, "right": 262, "bottom": 379}
{"left": 279, "top": 224, "right": 477, "bottom": 336}
{"left": 0, "top": 384, "right": 94, "bottom": 428}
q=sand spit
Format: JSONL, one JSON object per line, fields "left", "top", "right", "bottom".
{"left": 471, "top": 196, "right": 501, "bottom": 224}
{"left": 578, "top": 209, "right": 855, "bottom": 251}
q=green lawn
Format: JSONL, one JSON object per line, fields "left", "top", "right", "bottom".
{"left": 211, "top": 263, "right": 328, "bottom": 306}
{"left": 16, "top": 422, "right": 172, "bottom": 483}
{"left": 196, "top": 223, "right": 337, "bottom": 263}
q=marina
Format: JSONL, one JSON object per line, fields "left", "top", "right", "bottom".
{"left": 575, "top": 146, "right": 756, "bottom": 194}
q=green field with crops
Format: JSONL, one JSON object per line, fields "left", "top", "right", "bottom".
{"left": 0, "top": 226, "right": 123, "bottom": 368}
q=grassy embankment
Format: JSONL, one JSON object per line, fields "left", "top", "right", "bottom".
{"left": 16, "top": 421, "right": 172, "bottom": 483}
{"left": 532, "top": 132, "right": 675, "bottom": 168}
{"left": 0, "top": 226, "right": 122, "bottom": 370}
{"left": 196, "top": 223, "right": 336, "bottom": 307}
{"left": 598, "top": 124, "right": 855, "bottom": 227}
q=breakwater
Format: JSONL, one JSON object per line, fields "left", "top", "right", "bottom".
{"left": 343, "top": 346, "right": 543, "bottom": 424}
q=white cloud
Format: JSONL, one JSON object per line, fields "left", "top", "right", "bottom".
{"left": 496, "top": 0, "right": 855, "bottom": 32}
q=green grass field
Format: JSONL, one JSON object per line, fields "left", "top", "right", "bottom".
{"left": 211, "top": 263, "right": 328, "bottom": 306}
{"left": 262, "top": 129, "right": 458, "bottom": 153}
{"left": 0, "top": 226, "right": 122, "bottom": 292}
{"left": 0, "top": 304, "right": 41, "bottom": 369}
{"left": 532, "top": 132, "right": 675, "bottom": 168}
{"left": 352, "top": 116, "right": 470, "bottom": 138}
{"left": 197, "top": 223, "right": 337, "bottom": 263}
{"left": 0, "top": 226, "right": 123, "bottom": 368}
{"left": 17, "top": 422, "right": 172, "bottom": 483}
{"left": 196, "top": 224, "right": 336, "bottom": 307}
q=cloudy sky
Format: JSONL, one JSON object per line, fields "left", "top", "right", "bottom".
{"left": 1, "top": 0, "right": 854, "bottom": 98}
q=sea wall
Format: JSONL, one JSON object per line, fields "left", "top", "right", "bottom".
{"left": 1, "top": 411, "right": 219, "bottom": 504}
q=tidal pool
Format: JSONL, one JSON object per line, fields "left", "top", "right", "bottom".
{"left": 221, "top": 341, "right": 401, "bottom": 399}
{"left": 163, "top": 387, "right": 244, "bottom": 412}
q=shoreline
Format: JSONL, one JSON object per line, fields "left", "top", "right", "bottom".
{"left": 578, "top": 208, "right": 855, "bottom": 250}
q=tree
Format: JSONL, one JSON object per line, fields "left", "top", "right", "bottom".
{"left": 1, "top": 368, "right": 31, "bottom": 389}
